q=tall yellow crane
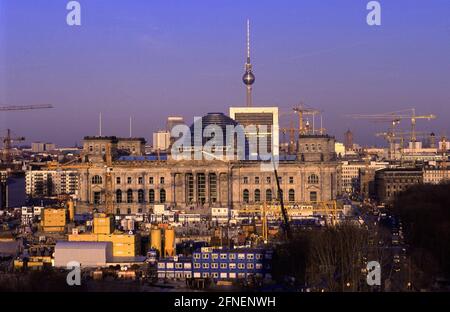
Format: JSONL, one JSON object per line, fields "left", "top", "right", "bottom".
{"left": 280, "top": 120, "right": 297, "bottom": 154}
{"left": 293, "top": 102, "right": 322, "bottom": 135}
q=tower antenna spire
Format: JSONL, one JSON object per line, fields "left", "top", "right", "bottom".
{"left": 247, "top": 18, "right": 250, "bottom": 61}
{"left": 242, "top": 18, "right": 255, "bottom": 107}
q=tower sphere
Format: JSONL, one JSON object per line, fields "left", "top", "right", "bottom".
{"left": 242, "top": 71, "right": 255, "bottom": 85}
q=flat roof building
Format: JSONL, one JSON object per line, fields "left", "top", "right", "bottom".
{"left": 54, "top": 241, "right": 113, "bottom": 267}
{"left": 229, "top": 107, "right": 279, "bottom": 158}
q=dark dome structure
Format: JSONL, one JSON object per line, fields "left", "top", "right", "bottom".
{"left": 187, "top": 112, "right": 249, "bottom": 159}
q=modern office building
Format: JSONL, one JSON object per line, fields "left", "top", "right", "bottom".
{"left": 26, "top": 170, "right": 78, "bottom": 197}
{"left": 191, "top": 247, "right": 272, "bottom": 280}
{"left": 157, "top": 247, "right": 273, "bottom": 281}
{"left": 229, "top": 107, "right": 279, "bottom": 158}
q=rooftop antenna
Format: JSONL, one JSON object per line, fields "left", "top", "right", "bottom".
{"left": 242, "top": 19, "right": 255, "bottom": 107}
{"left": 129, "top": 116, "right": 132, "bottom": 138}
{"left": 99, "top": 112, "right": 102, "bottom": 137}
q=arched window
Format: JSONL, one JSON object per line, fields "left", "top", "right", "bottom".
{"left": 116, "top": 190, "right": 122, "bottom": 203}
{"left": 266, "top": 189, "right": 272, "bottom": 202}
{"left": 289, "top": 189, "right": 295, "bottom": 203}
{"left": 138, "top": 189, "right": 144, "bottom": 203}
{"left": 92, "top": 175, "right": 102, "bottom": 184}
{"left": 149, "top": 189, "right": 155, "bottom": 204}
{"left": 308, "top": 174, "right": 319, "bottom": 184}
{"left": 160, "top": 189, "right": 166, "bottom": 203}
{"left": 243, "top": 189, "right": 249, "bottom": 203}
{"left": 254, "top": 189, "right": 261, "bottom": 203}
{"left": 127, "top": 189, "right": 133, "bottom": 203}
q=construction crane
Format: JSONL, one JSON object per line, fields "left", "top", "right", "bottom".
{"left": 348, "top": 108, "right": 436, "bottom": 143}
{"left": 1, "top": 104, "right": 53, "bottom": 163}
{"left": 376, "top": 131, "right": 431, "bottom": 159}
{"left": 1, "top": 129, "right": 25, "bottom": 163}
{"left": 272, "top": 161, "right": 291, "bottom": 240}
{"left": 280, "top": 120, "right": 297, "bottom": 155}
{"left": 0, "top": 104, "right": 53, "bottom": 111}
{"left": 293, "top": 102, "right": 322, "bottom": 135}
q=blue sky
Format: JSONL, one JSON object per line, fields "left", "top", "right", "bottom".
{"left": 1, "top": 0, "right": 450, "bottom": 146}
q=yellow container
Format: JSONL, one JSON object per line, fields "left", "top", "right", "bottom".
{"left": 42, "top": 208, "right": 67, "bottom": 232}
{"left": 93, "top": 214, "right": 113, "bottom": 234}
{"left": 150, "top": 228, "right": 162, "bottom": 256}
{"left": 164, "top": 227, "right": 175, "bottom": 257}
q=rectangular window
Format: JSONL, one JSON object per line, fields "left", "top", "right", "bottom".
{"left": 138, "top": 177, "right": 143, "bottom": 184}
{"left": 127, "top": 177, "right": 132, "bottom": 184}
{"left": 289, "top": 176, "right": 294, "bottom": 184}
{"left": 116, "top": 177, "right": 121, "bottom": 184}
{"left": 310, "top": 191, "right": 318, "bottom": 203}
{"left": 243, "top": 177, "right": 249, "bottom": 184}
{"left": 266, "top": 177, "right": 271, "bottom": 184}
{"left": 149, "top": 177, "right": 154, "bottom": 184}
{"left": 255, "top": 177, "right": 260, "bottom": 184}
{"left": 92, "top": 191, "right": 102, "bottom": 204}
{"left": 160, "top": 177, "right": 165, "bottom": 184}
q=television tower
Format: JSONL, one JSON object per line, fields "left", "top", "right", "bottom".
{"left": 242, "top": 19, "right": 255, "bottom": 107}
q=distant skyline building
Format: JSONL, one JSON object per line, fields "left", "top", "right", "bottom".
{"left": 153, "top": 131, "right": 171, "bottom": 151}
{"left": 166, "top": 116, "right": 185, "bottom": 132}
{"left": 344, "top": 129, "right": 353, "bottom": 151}
{"left": 31, "top": 142, "right": 56, "bottom": 153}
